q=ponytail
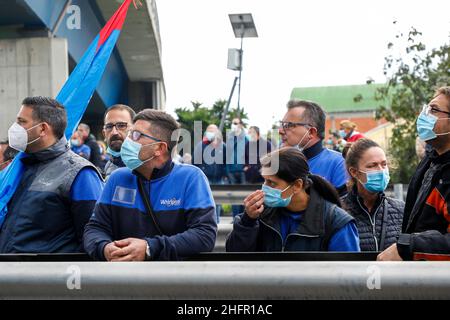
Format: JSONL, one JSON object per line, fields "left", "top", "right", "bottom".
{"left": 308, "top": 174, "right": 342, "bottom": 207}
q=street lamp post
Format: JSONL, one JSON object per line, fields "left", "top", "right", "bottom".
{"left": 219, "top": 13, "right": 258, "bottom": 132}
{"left": 228, "top": 13, "right": 258, "bottom": 113}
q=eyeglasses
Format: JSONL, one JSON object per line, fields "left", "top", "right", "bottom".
{"left": 278, "top": 121, "right": 311, "bottom": 130}
{"left": 104, "top": 122, "right": 129, "bottom": 132}
{"left": 423, "top": 104, "right": 450, "bottom": 117}
{"left": 129, "top": 130, "right": 162, "bottom": 142}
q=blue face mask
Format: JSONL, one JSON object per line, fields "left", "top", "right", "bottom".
{"left": 417, "top": 105, "right": 450, "bottom": 141}
{"left": 417, "top": 111, "right": 438, "bottom": 141}
{"left": 262, "top": 184, "right": 293, "bottom": 207}
{"left": 359, "top": 169, "right": 390, "bottom": 193}
{"left": 71, "top": 139, "right": 80, "bottom": 147}
{"left": 107, "top": 146, "right": 121, "bottom": 158}
{"left": 120, "top": 137, "right": 158, "bottom": 170}
{"left": 339, "top": 130, "right": 346, "bottom": 138}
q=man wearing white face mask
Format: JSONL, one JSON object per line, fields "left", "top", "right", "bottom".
{"left": 279, "top": 100, "right": 348, "bottom": 197}
{"left": 84, "top": 109, "right": 217, "bottom": 261}
{"left": 0, "top": 97, "right": 104, "bottom": 254}
{"left": 378, "top": 86, "right": 450, "bottom": 261}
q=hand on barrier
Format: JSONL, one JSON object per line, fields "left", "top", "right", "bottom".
{"left": 377, "top": 243, "right": 403, "bottom": 261}
{"left": 105, "top": 238, "right": 148, "bottom": 262}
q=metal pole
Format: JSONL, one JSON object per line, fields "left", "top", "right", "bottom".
{"left": 0, "top": 262, "right": 449, "bottom": 299}
{"left": 237, "top": 32, "right": 244, "bottom": 113}
{"left": 50, "top": 0, "right": 72, "bottom": 37}
{"left": 219, "top": 76, "right": 239, "bottom": 133}
{"left": 394, "top": 184, "right": 404, "bottom": 201}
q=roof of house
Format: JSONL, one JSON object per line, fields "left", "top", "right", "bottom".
{"left": 290, "top": 83, "right": 387, "bottom": 113}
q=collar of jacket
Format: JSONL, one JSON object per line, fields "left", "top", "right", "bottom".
{"left": 303, "top": 140, "right": 323, "bottom": 160}
{"left": 260, "top": 187, "right": 326, "bottom": 237}
{"left": 346, "top": 184, "right": 384, "bottom": 216}
{"left": 21, "top": 136, "right": 69, "bottom": 165}
{"left": 111, "top": 155, "right": 125, "bottom": 167}
{"left": 132, "top": 159, "right": 174, "bottom": 181}
{"left": 429, "top": 149, "right": 450, "bottom": 165}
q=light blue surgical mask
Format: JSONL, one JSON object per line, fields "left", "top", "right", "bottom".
{"left": 339, "top": 130, "right": 346, "bottom": 138}
{"left": 417, "top": 111, "right": 439, "bottom": 141}
{"left": 359, "top": 169, "right": 390, "bottom": 193}
{"left": 417, "top": 105, "right": 450, "bottom": 141}
{"left": 120, "top": 137, "right": 158, "bottom": 170}
{"left": 107, "top": 146, "right": 121, "bottom": 158}
{"left": 71, "top": 139, "right": 80, "bottom": 147}
{"left": 262, "top": 184, "right": 293, "bottom": 207}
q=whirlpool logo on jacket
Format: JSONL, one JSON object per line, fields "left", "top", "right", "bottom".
{"left": 160, "top": 198, "right": 182, "bottom": 207}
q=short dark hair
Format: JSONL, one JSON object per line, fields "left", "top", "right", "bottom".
{"left": 287, "top": 100, "right": 326, "bottom": 139}
{"left": 133, "top": 109, "right": 180, "bottom": 151}
{"left": 22, "top": 96, "right": 67, "bottom": 139}
{"left": 104, "top": 104, "right": 136, "bottom": 123}
{"left": 0, "top": 140, "right": 19, "bottom": 162}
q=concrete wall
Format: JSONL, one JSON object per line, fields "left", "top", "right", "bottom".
{"left": 0, "top": 37, "right": 68, "bottom": 139}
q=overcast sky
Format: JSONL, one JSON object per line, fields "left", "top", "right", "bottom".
{"left": 156, "top": 0, "right": 449, "bottom": 133}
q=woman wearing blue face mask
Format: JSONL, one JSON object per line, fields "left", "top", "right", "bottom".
{"left": 226, "top": 147, "right": 360, "bottom": 252}
{"left": 343, "top": 139, "right": 404, "bottom": 252}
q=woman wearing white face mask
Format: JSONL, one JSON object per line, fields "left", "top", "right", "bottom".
{"left": 343, "top": 139, "right": 404, "bottom": 252}
{"left": 226, "top": 147, "right": 360, "bottom": 253}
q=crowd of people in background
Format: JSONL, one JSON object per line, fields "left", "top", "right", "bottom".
{"left": 0, "top": 86, "right": 449, "bottom": 261}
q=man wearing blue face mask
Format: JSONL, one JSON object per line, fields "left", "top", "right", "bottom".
{"left": 102, "top": 104, "right": 136, "bottom": 180}
{"left": 226, "top": 147, "right": 360, "bottom": 253}
{"left": 70, "top": 131, "right": 91, "bottom": 160}
{"left": 378, "top": 87, "right": 450, "bottom": 261}
{"left": 343, "top": 139, "right": 404, "bottom": 252}
{"left": 84, "top": 109, "right": 217, "bottom": 261}
{"left": 278, "top": 100, "right": 348, "bottom": 197}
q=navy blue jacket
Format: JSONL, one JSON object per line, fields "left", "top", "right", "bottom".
{"left": 0, "top": 138, "right": 104, "bottom": 253}
{"left": 226, "top": 188, "right": 359, "bottom": 252}
{"left": 83, "top": 160, "right": 217, "bottom": 261}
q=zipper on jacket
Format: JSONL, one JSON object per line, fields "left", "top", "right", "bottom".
{"left": 260, "top": 219, "right": 285, "bottom": 251}
{"left": 357, "top": 196, "right": 381, "bottom": 251}
{"left": 260, "top": 219, "right": 320, "bottom": 251}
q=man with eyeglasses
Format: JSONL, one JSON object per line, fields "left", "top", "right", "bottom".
{"left": 84, "top": 109, "right": 217, "bottom": 261}
{"left": 102, "top": 104, "right": 136, "bottom": 179}
{"left": 279, "top": 100, "right": 348, "bottom": 197}
{"left": 378, "top": 86, "right": 450, "bottom": 261}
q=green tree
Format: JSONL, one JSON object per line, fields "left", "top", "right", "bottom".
{"left": 174, "top": 100, "right": 249, "bottom": 151}
{"left": 373, "top": 25, "right": 449, "bottom": 183}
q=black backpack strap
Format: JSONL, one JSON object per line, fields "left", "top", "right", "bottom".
{"left": 137, "top": 176, "right": 164, "bottom": 236}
